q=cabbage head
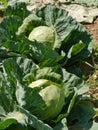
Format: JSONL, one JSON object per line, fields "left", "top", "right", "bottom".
{"left": 28, "top": 26, "right": 55, "bottom": 47}
{"left": 28, "top": 79, "right": 65, "bottom": 121}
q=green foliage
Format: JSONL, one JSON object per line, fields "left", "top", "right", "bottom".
{"left": 0, "top": 0, "right": 7, "bottom": 6}
{"left": 0, "top": 2, "right": 97, "bottom": 130}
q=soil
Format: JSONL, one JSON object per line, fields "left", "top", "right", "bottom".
{"left": 84, "top": 18, "right": 98, "bottom": 44}
{"left": 83, "top": 18, "right": 98, "bottom": 100}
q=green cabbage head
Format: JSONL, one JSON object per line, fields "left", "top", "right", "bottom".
{"left": 28, "top": 26, "right": 55, "bottom": 47}
{"left": 28, "top": 79, "right": 65, "bottom": 121}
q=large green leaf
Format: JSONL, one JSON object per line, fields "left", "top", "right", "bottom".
{"left": 67, "top": 100, "right": 98, "bottom": 130}
{"left": 54, "top": 118, "right": 68, "bottom": 130}
{"left": 0, "top": 16, "right": 22, "bottom": 46}
{"left": 2, "top": 57, "right": 37, "bottom": 83}
{"left": 16, "top": 13, "right": 44, "bottom": 36}
{"left": 0, "top": 106, "right": 54, "bottom": 130}
{"left": 0, "top": 71, "right": 18, "bottom": 129}
{"left": 0, "top": 2, "right": 30, "bottom": 46}
{"left": 0, "top": 119, "right": 17, "bottom": 130}
{"left": 0, "top": 71, "right": 15, "bottom": 113}
{"left": 14, "top": 106, "right": 54, "bottom": 130}
{"left": 4, "top": 2, "right": 30, "bottom": 19}
{"left": 3, "top": 37, "right": 62, "bottom": 63}
{"left": 62, "top": 68, "right": 89, "bottom": 95}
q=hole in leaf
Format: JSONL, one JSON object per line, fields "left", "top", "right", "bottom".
{"left": 70, "top": 119, "right": 79, "bottom": 125}
{"left": 94, "top": 116, "right": 98, "bottom": 123}
{"left": 88, "top": 118, "right": 93, "bottom": 122}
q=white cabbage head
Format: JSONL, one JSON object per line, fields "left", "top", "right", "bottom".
{"left": 28, "top": 79, "right": 65, "bottom": 121}
{"left": 28, "top": 26, "right": 55, "bottom": 47}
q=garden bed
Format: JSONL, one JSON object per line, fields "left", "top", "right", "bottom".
{"left": 0, "top": 1, "right": 98, "bottom": 129}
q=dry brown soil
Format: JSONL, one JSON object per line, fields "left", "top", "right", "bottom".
{"left": 84, "top": 18, "right": 98, "bottom": 99}
{"left": 84, "top": 18, "right": 98, "bottom": 44}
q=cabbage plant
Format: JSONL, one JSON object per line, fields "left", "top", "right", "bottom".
{"left": 0, "top": 2, "right": 93, "bottom": 76}
{"left": 0, "top": 56, "right": 91, "bottom": 130}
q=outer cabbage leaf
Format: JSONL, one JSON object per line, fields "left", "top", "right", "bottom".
{"left": 2, "top": 57, "right": 37, "bottom": 83}
{"left": 2, "top": 37, "right": 62, "bottom": 63}
{"left": 54, "top": 118, "right": 68, "bottom": 130}
{"left": 0, "top": 16, "right": 22, "bottom": 46}
{"left": 67, "top": 100, "right": 98, "bottom": 130}
{"left": 4, "top": 2, "right": 30, "bottom": 19}
{"left": 0, "top": 71, "right": 18, "bottom": 129}
{"left": 0, "top": 2, "right": 30, "bottom": 46}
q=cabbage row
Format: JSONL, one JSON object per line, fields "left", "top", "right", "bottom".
{"left": 0, "top": 2, "right": 98, "bottom": 130}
